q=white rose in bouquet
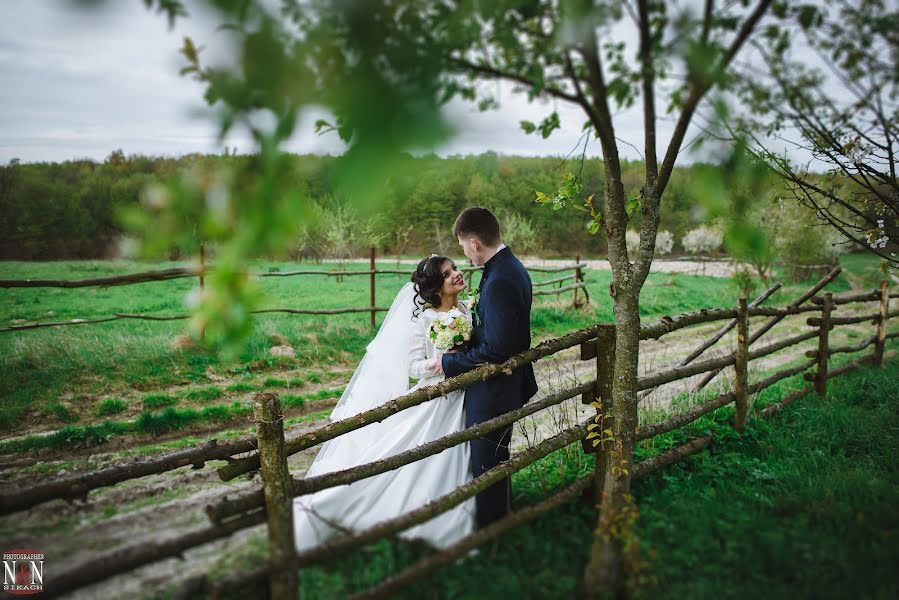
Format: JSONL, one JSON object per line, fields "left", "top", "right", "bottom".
{"left": 428, "top": 308, "right": 473, "bottom": 351}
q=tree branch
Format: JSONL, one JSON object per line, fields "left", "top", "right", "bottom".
{"left": 447, "top": 56, "right": 582, "bottom": 105}
{"left": 656, "top": 0, "right": 773, "bottom": 197}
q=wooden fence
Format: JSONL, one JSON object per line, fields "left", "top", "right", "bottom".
{"left": 2, "top": 267, "right": 897, "bottom": 598}
{"left": 0, "top": 248, "right": 588, "bottom": 333}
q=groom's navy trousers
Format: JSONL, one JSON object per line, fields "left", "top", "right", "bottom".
{"left": 442, "top": 246, "right": 538, "bottom": 529}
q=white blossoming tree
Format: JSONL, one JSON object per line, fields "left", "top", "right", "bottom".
{"left": 736, "top": 0, "right": 898, "bottom": 270}
{"left": 682, "top": 225, "right": 723, "bottom": 256}
{"left": 655, "top": 230, "right": 674, "bottom": 256}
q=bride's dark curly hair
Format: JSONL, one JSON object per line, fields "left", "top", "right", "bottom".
{"left": 411, "top": 255, "right": 449, "bottom": 317}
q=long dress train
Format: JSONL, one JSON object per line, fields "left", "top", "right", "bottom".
{"left": 292, "top": 300, "right": 476, "bottom": 551}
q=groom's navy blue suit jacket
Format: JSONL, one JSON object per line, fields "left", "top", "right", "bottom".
{"left": 442, "top": 247, "right": 538, "bottom": 425}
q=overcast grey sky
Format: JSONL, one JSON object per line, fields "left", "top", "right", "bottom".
{"left": 0, "top": 0, "right": 797, "bottom": 165}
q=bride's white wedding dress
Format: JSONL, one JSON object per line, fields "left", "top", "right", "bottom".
{"left": 293, "top": 283, "right": 476, "bottom": 551}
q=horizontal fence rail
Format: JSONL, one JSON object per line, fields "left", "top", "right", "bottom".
{"left": 207, "top": 381, "right": 596, "bottom": 522}
{"left": 0, "top": 249, "right": 590, "bottom": 334}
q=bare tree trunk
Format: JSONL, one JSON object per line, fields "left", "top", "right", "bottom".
{"left": 581, "top": 288, "right": 641, "bottom": 599}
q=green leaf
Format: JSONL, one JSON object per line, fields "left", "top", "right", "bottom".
{"left": 625, "top": 196, "right": 641, "bottom": 217}
{"left": 797, "top": 4, "right": 820, "bottom": 29}
{"left": 538, "top": 112, "right": 560, "bottom": 139}
{"left": 520, "top": 120, "right": 537, "bottom": 134}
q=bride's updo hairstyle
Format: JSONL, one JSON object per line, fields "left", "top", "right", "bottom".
{"left": 411, "top": 255, "right": 449, "bottom": 317}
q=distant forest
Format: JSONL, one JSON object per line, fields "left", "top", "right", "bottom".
{"left": 0, "top": 151, "right": 757, "bottom": 260}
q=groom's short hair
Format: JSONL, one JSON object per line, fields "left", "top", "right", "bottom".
{"left": 453, "top": 207, "right": 501, "bottom": 247}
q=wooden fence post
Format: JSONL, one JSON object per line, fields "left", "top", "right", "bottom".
{"left": 580, "top": 324, "right": 616, "bottom": 507}
{"left": 199, "top": 242, "right": 206, "bottom": 291}
{"left": 572, "top": 255, "right": 581, "bottom": 308}
{"left": 814, "top": 292, "right": 833, "bottom": 397}
{"left": 875, "top": 280, "right": 888, "bottom": 366}
{"left": 199, "top": 242, "right": 206, "bottom": 342}
{"left": 734, "top": 297, "right": 749, "bottom": 431}
{"left": 370, "top": 246, "right": 376, "bottom": 329}
{"left": 253, "top": 392, "right": 297, "bottom": 599}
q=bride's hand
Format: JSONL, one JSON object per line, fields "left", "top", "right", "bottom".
{"left": 427, "top": 353, "right": 444, "bottom": 375}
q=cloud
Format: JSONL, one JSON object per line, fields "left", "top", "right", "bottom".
{"left": 0, "top": 1, "right": 817, "bottom": 167}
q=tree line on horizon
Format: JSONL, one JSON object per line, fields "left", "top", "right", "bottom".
{"left": 0, "top": 150, "right": 838, "bottom": 264}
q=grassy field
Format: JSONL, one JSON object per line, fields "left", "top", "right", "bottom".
{"left": 0, "top": 252, "right": 895, "bottom": 598}
{"left": 279, "top": 356, "right": 899, "bottom": 599}
{"left": 0, "top": 253, "right": 885, "bottom": 439}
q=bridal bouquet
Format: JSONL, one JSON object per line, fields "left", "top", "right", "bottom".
{"left": 429, "top": 308, "right": 473, "bottom": 351}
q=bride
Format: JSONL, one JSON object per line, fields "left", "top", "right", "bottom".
{"left": 293, "top": 254, "right": 477, "bottom": 551}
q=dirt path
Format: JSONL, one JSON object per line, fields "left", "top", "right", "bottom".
{"left": 1, "top": 298, "right": 893, "bottom": 599}
{"left": 326, "top": 256, "right": 741, "bottom": 278}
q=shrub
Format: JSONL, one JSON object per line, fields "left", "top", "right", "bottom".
{"left": 499, "top": 211, "right": 541, "bottom": 255}
{"left": 656, "top": 230, "right": 674, "bottom": 255}
{"left": 731, "top": 267, "right": 758, "bottom": 299}
{"left": 773, "top": 201, "right": 845, "bottom": 281}
{"left": 682, "top": 225, "right": 723, "bottom": 255}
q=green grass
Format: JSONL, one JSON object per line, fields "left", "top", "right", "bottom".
{"left": 633, "top": 358, "right": 899, "bottom": 598}
{"left": 49, "top": 402, "right": 77, "bottom": 423}
{"left": 282, "top": 388, "right": 344, "bottom": 409}
{"left": 134, "top": 405, "right": 239, "bottom": 436}
{"left": 225, "top": 382, "right": 258, "bottom": 393}
{"left": 142, "top": 393, "right": 178, "bottom": 410}
{"left": 0, "top": 385, "right": 344, "bottom": 455}
{"left": 182, "top": 386, "right": 224, "bottom": 403}
{"left": 257, "top": 356, "right": 898, "bottom": 599}
{"left": 95, "top": 398, "right": 127, "bottom": 416}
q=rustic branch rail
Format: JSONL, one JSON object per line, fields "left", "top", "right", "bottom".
{"left": 693, "top": 266, "right": 843, "bottom": 390}
{"left": 532, "top": 273, "right": 576, "bottom": 287}
{"left": 207, "top": 381, "right": 596, "bottom": 522}
{"left": 806, "top": 336, "right": 877, "bottom": 358}
{"left": 1, "top": 249, "right": 589, "bottom": 333}
{"left": 673, "top": 283, "right": 781, "bottom": 368}
{"left": 0, "top": 267, "right": 200, "bottom": 288}
{"left": 808, "top": 309, "right": 899, "bottom": 327}
{"left": 216, "top": 324, "right": 604, "bottom": 480}
{"left": 533, "top": 281, "right": 586, "bottom": 296}
{"left": 636, "top": 330, "right": 819, "bottom": 391}
{"left": 0, "top": 261, "right": 590, "bottom": 289}
{"left": 0, "top": 438, "right": 259, "bottom": 515}
{"left": 45, "top": 509, "right": 268, "bottom": 596}
{"left": 810, "top": 289, "right": 881, "bottom": 305}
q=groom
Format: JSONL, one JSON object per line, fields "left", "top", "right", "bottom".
{"left": 428, "top": 207, "right": 538, "bottom": 529}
